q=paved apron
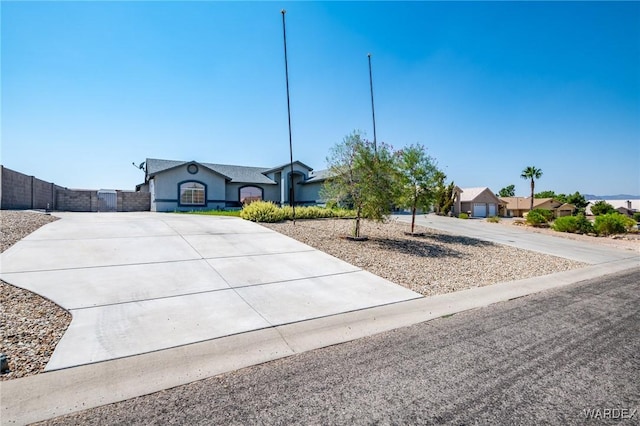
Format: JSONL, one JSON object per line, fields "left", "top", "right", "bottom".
{"left": 0, "top": 213, "right": 421, "bottom": 370}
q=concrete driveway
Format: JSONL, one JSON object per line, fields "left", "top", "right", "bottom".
{"left": 0, "top": 212, "right": 421, "bottom": 370}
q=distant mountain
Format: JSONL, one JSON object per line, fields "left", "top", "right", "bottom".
{"left": 584, "top": 194, "right": 640, "bottom": 200}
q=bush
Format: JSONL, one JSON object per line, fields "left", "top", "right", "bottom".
{"left": 240, "top": 201, "right": 355, "bottom": 222}
{"left": 552, "top": 216, "right": 577, "bottom": 233}
{"left": 525, "top": 208, "right": 554, "bottom": 226}
{"left": 593, "top": 213, "right": 636, "bottom": 236}
{"left": 486, "top": 216, "right": 500, "bottom": 223}
{"left": 633, "top": 212, "right": 640, "bottom": 222}
{"left": 552, "top": 214, "right": 594, "bottom": 234}
{"left": 575, "top": 214, "right": 595, "bottom": 234}
{"left": 458, "top": 213, "right": 469, "bottom": 219}
{"left": 240, "top": 201, "right": 287, "bottom": 223}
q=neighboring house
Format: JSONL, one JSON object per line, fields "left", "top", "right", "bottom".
{"left": 500, "top": 197, "right": 575, "bottom": 218}
{"left": 139, "top": 158, "right": 328, "bottom": 212}
{"left": 453, "top": 187, "right": 504, "bottom": 218}
{"left": 585, "top": 199, "right": 640, "bottom": 216}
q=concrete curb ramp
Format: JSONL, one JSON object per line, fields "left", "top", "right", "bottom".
{"left": 1, "top": 213, "right": 639, "bottom": 425}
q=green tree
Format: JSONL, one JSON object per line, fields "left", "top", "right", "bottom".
{"left": 534, "top": 190, "right": 557, "bottom": 199}
{"left": 395, "top": 144, "right": 439, "bottom": 234}
{"left": 565, "top": 192, "right": 589, "bottom": 214}
{"left": 590, "top": 200, "right": 616, "bottom": 216}
{"left": 321, "top": 131, "right": 398, "bottom": 238}
{"left": 433, "top": 171, "right": 455, "bottom": 216}
{"left": 498, "top": 185, "right": 515, "bottom": 197}
{"left": 521, "top": 166, "right": 543, "bottom": 211}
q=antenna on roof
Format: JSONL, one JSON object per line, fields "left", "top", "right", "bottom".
{"left": 132, "top": 161, "right": 145, "bottom": 171}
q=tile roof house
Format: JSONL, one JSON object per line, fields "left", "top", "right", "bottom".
{"left": 453, "top": 187, "right": 505, "bottom": 218}
{"left": 139, "top": 158, "right": 328, "bottom": 212}
{"left": 499, "top": 197, "right": 575, "bottom": 218}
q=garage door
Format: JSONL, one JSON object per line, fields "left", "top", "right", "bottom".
{"left": 473, "top": 203, "right": 486, "bottom": 217}
{"left": 488, "top": 203, "right": 497, "bottom": 217}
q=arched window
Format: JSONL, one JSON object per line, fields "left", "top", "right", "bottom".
{"left": 179, "top": 181, "right": 205, "bottom": 206}
{"left": 240, "top": 186, "right": 263, "bottom": 204}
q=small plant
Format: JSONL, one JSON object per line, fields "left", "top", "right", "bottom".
{"left": 486, "top": 216, "right": 500, "bottom": 223}
{"left": 593, "top": 213, "right": 636, "bottom": 236}
{"left": 525, "top": 208, "right": 554, "bottom": 226}
{"left": 458, "top": 213, "right": 469, "bottom": 219}
{"left": 633, "top": 212, "right": 640, "bottom": 222}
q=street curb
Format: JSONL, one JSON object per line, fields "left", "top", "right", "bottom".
{"left": 1, "top": 258, "right": 638, "bottom": 425}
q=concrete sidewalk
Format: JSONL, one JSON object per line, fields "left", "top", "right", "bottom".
{"left": 1, "top": 212, "right": 638, "bottom": 425}
{"left": 0, "top": 212, "right": 421, "bottom": 370}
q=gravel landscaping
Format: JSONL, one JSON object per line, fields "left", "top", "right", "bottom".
{"left": 0, "top": 211, "right": 600, "bottom": 381}
{"left": 0, "top": 211, "right": 71, "bottom": 380}
{"left": 262, "top": 218, "right": 586, "bottom": 296}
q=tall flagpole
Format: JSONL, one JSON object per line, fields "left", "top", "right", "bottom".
{"left": 368, "top": 53, "right": 377, "bottom": 154}
{"left": 281, "top": 9, "right": 296, "bottom": 222}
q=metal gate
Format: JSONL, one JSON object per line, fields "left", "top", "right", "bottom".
{"left": 97, "top": 190, "right": 117, "bottom": 212}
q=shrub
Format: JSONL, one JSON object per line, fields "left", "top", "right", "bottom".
{"left": 575, "top": 214, "right": 595, "bottom": 234}
{"left": 240, "top": 202, "right": 355, "bottom": 222}
{"left": 593, "top": 213, "right": 636, "bottom": 236}
{"left": 240, "top": 201, "right": 287, "bottom": 223}
{"left": 525, "top": 208, "right": 554, "bottom": 226}
{"left": 633, "top": 212, "right": 640, "bottom": 222}
{"left": 552, "top": 216, "right": 578, "bottom": 233}
{"left": 458, "top": 213, "right": 469, "bottom": 219}
{"left": 486, "top": 216, "right": 500, "bottom": 223}
{"left": 552, "top": 214, "right": 594, "bottom": 234}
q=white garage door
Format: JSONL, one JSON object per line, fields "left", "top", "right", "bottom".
{"left": 488, "top": 203, "right": 497, "bottom": 217}
{"left": 473, "top": 203, "right": 486, "bottom": 217}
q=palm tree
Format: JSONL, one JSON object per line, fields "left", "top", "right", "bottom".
{"left": 520, "top": 166, "right": 543, "bottom": 211}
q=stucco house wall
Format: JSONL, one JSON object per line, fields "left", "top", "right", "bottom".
{"left": 297, "top": 181, "right": 325, "bottom": 205}
{"left": 459, "top": 187, "right": 503, "bottom": 217}
{"left": 151, "top": 163, "right": 227, "bottom": 211}
{"left": 224, "top": 182, "right": 279, "bottom": 206}
{"left": 144, "top": 158, "right": 329, "bottom": 212}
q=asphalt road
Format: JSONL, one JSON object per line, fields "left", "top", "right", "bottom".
{"left": 42, "top": 268, "right": 640, "bottom": 425}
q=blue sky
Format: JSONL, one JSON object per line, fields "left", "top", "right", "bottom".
{"left": 2, "top": 1, "right": 639, "bottom": 196}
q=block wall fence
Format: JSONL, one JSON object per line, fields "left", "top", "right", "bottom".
{"left": 1, "top": 166, "right": 150, "bottom": 212}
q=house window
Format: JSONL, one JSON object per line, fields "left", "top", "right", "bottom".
{"left": 180, "top": 181, "right": 205, "bottom": 206}
{"left": 240, "top": 186, "right": 263, "bottom": 204}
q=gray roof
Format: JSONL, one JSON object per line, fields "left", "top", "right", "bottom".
{"left": 303, "top": 169, "right": 332, "bottom": 184}
{"left": 146, "top": 159, "right": 188, "bottom": 176}
{"left": 201, "top": 162, "right": 275, "bottom": 185}
{"left": 262, "top": 161, "right": 313, "bottom": 174}
{"left": 146, "top": 158, "right": 276, "bottom": 185}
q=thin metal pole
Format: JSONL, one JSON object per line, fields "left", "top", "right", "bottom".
{"left": 282, "top": 9, "right": 296, "bottom": 222}
{"left": 368, "top": 53, "right": 377, "bottom": 154}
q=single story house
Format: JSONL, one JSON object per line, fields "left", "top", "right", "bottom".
{"left": 499, "top": 197, "right": 575, "bottom": 218}
{"left": 453, "top": 187, "right": 505, "bottom": 218}
{"left": 585, "top": 199, "right": 639, "bottom": 217}
{"left": 138, "top": 158, "right": 329, "bottom": 212}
